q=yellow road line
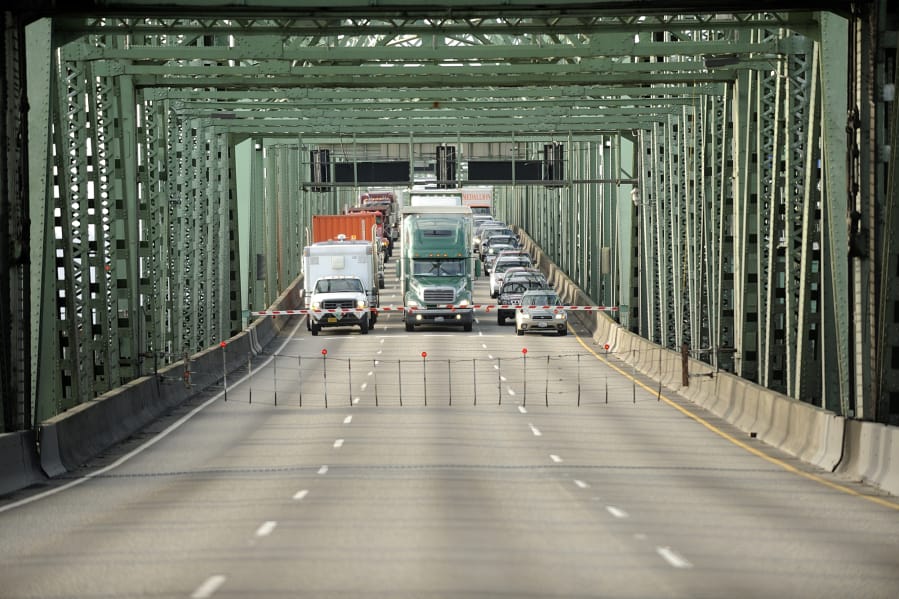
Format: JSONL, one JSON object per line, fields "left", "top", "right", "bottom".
{"left": 573, "top": 330, "right": 899, "bottom": 511}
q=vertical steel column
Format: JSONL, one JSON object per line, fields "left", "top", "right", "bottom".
{"left": 616, "top": 135, "right": 636, "bottom": 330}
{"left": 139, "top": 96, "right": 174, "bottom": 362}
{"left": 793, "top": 46, "right": 824, "bottom": 404}
{"left": 27, "top": 18, "right": 54, "bottom": 424}
{"left": 110, "top": 73, "right": 140, "bottom": 382}
{"left": 2, "top": 14, "right": 30, "bottom": 430}
{"left": 587, "top": 138, "right": 601, "bottom": 304}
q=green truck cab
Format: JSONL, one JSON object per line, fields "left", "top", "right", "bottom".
{"left": 401, "top": 206, "right": 474, "bottom": 332}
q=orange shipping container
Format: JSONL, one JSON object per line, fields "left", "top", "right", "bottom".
{"left": 312, "top": 213, "right": 381, "bottom": 243}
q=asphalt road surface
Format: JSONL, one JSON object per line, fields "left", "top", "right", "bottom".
{"left": 2, "top": 261, "right": 898, "bottom": 598}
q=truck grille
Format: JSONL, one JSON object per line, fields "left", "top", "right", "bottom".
{"left": 423, "top": 288, "right": 455, "bottom": 303}
{"left": 322, "top": 299, "right": 355, "bottom": 310}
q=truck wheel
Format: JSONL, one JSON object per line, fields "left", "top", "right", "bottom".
{"left": 310, "top": 322, "right": 320, "bottom": 336}
{"left": 405, "top": 320, "right": 414, "bottom": 332}
{"left": 516, "top": 327, "right": 524, "bottom": 336}
{"left": 360, "top": 315, "right": 369, "bottom": 334}
{"left": 497, "top": 314, "right": 505, "bottom": 326}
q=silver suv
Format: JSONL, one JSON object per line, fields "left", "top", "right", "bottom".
{"left": 515, "top": 290, "right": 568, "bottom": 336}
{"left": 496, "top": 276, "right": 551, "bottom": 325}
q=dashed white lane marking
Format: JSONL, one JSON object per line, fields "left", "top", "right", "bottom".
{"left": 333, "top": 439, "right": 344, "bottom": 449}
{"left": 507, "top": 388, "right": 516, "bottom": 396}
{"left": 550, "top": 454, "right": 562, "bottom": 463}
{"left": 360, "top": 382, "right": 368, "bottom": 391}
{"left": 493, "top": 364, "right": 500, "bottom": 370}
{"left": 353, "top": 397, "right": 360, "bottom": 405}
{"left": 657, "top": 546, "right": 692, "bottom": 569}
{"left": 488, "top": 354, "right": 494, "bottom": 360}
{"left": 367, "top": 371, "right": 374, "bottom": 376}
{"left": 377, "top": 350, "right": 383, "bottom": 355}
{"left": 574, "top": 479, "right": 589, "bottom": 489}
{"left": 500, "top": 375, "right": 507, "bottom": 382}
{"left": 518, "top": 406, "right": 528, "bottom": 414}
{"left": 293, "top": 489, "right": 309, "bottom": 501}
{"left": 482, "top": 343, "right": 488, "bottom": 349}
{"left": 318, "top": 465, "right": 329, "bottom": 475}
{"left": 191, "top": 575, "right": 226, "bottom": 598}
{"left": 255, "top": 521, "right": 277, "bottom": 537}
{"left": 606, "top": 506, "right": 629, "bottom": 519}
{"left": 343, "top": 415, "right": 353, "bottom": 424}
{"left": 529, "top": 423, "right": 542, "bottom": 437}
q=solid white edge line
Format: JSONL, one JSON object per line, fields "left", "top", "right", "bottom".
{"left": 191, "top": 575, "right": 227, "bottom": 599}
{"left": 0, "top": 317, "right": 307, "bottom": 514}
{"left": 656, "top": 546, "right": 692, "bottom": 569}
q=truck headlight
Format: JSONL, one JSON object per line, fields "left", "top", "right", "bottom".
{"left": 458, "top": 299, "right": 470, "bottom": 307}
{"left": 311, "top": 301, "right": 320, "bottom": 310}
{"left": 407, "top": 300, "right": 419, "bottom": 308}
{"left": 356, "top": 300, "right": 367, "bottom": 310}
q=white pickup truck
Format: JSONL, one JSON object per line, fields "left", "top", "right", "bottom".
{"left": 307, "top": 275, "right": 370, "bottom": 336}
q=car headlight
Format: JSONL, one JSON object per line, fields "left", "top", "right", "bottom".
{"left": 555, "top": 312, "right": 567, "bottom": 320}
{"left": 520, "top": 312, "right": 530, "bottom": 320}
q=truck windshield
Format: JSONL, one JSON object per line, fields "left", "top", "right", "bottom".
{"left": 412, "top": 259, "right": 465, "bottom": 276}
{"left": 315, "top": 279, "right": 363, "bottom": 293}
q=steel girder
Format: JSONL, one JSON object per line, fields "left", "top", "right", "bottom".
{"left": 1, "top": 13, "right": 31, "bottom": 432}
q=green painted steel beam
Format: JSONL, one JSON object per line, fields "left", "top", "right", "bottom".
{"left": 145, "top": 85, "right": 726, "bottom": 101}
{"left": 72, "top": 40, "right": 783, "bottom": 62}
{"left": 50, "top": 12, "right": 825, "bottom": 37}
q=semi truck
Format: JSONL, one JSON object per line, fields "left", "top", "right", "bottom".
{"left": 400, "top": 205, "right": 474, "bottom": 332}
{"left": 302, "top": 237, "right": 381, "bottom": 335}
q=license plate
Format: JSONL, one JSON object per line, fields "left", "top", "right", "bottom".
{"left": 327, "top": 317, "right": 338, "bottom": 323}
{"left": 435, "top": 316, "right": 445, "bottom": 322}
{"left": 537, "top": 322, "right": 547, "bottom": 328}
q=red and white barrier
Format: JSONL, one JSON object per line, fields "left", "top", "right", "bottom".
{"left": 251, "top": 305, "right": 619, "bottom": 316}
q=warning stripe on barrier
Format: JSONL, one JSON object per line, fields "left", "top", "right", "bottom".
{"left": 251, "top": 305, "right": 619, "bottom": 316}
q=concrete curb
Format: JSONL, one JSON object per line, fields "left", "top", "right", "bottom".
{"left": 0, "top": 431, "right": 45, "bottom": 496}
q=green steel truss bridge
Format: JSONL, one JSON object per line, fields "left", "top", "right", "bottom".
{"left": 2, "top": 1, "right": 898, "bottom": 431}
